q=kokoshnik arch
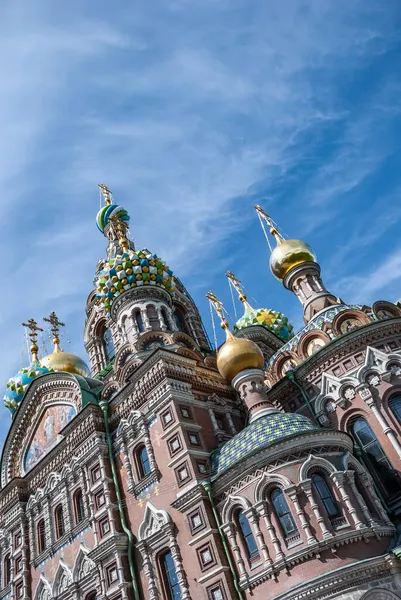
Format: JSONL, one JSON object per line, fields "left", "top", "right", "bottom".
{"left": 0, "top": 186, "right": 401, "bottom": 600}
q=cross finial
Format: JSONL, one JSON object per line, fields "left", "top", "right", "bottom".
{"left": 206, "top": 291, "right": 232, "bottom": 338}
{"left": 98, "top": 183, "right": 113, "bottom": 206}
{"left": 254, "top": 204, "right": 283, "bottom": 245}
{"left": 43, "top": 311, "right": 65, "bottom": 350}
{"left": 226, "top": 271, "right": 252, "bottom": 308}
{"left": 22, "top": 318, "right": 43, "bottom": 362}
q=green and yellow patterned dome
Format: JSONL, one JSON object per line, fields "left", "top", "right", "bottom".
{"left": 234, "top": 304, "right": 294, "bottom": 342}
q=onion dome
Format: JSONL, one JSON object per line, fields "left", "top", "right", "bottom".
{"left": 96, "top": 203, "right": 130, "bottom": 233}
{"left": 94, "top": 248, "right": 176, "bottom": 314}
{"left": 40, "top": 347, "right": 90, "bottom": 377}
{"left": 234, "top": 305, "right": 294, "bottom": 341}
{"left": 4, "top": 363, "right": 51, "bottom": 414}
{"left": 211, "top": 412, "right": 317, "bottom": 476}
{"left": 270, "top": 237, "right": 316, "bottom": 282}
{"left": 217, "top": 333, "right": 264, "bottom": 381}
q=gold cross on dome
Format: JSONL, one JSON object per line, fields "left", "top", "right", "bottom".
{"left": 98, "top": 183, "right": 113, "bottom": 205}
{"left": 22, "top": 318, "right": 43, "bottom": 361}
{"left": 44, "top": 311, "right": 65, "bottom": 343}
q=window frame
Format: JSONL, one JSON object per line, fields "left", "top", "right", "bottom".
{"left": 236, "top": 509, "right": 259, "bottom": 559}
{"left": 271, "top": 488, "right": 298, "bottom": 539}
{"left": 37, "top": 519, "right": 46, "bottom": 555}
{"left": 311, "top": 473, "right": 341, "bottom": 520}
{"left": 159, "top": 549, "right": 182, "bottom": 600}
{"left": 74, "top": 488, "right": 85, "bottom": 524}
{"left": 54, "top": 504, "right": 65, "bottom": 539}
{"left": 137, "top": 445, "right": 151, "bottom": 479}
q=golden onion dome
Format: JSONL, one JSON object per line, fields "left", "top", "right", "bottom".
{"left": 40, "top": 347, "right": 90, "bottom": 378}
{"left": 269, "top": 231, "right": 316, "bottom": 281}
{"left": 217, "top": 333, "right": 264, "bottom": 381}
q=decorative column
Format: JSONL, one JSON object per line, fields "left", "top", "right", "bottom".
{"left": 330, "top": 472, "right": 364, "bottom": 529}
{"left": 27, "top": 509, "right": 36, "bottom": 558}
{"left": 98, "top": 451, "right": 116, "bottom": 534}
{"left": 141, "top": 424, "right": 157, "bottom": 472}
{"left": 121, "top": 436, "right": 136, "bottom": 490}
{"left": 79, "top": 468, "right": 89, "bottom": 520}
{"left": 346, "top": 471, "right": 376, "bottom": 527}
{"left": 115, "top": 552, "right": 129, "bottom": 600}
{"left": 256, "top": 501, "right": 285, "bottom": 562}
{"left": 156, "top": 307, "right": 167, "bottom": 331}
{"left": 221, "top": 522, "right": 248, "bottom": 581}
{"left": 357, "top": 384, "right": 401, "bottom": 459}
{"left": 142, "top": 308, "right": 152, "bottom": 332}
{"left": 360, "top": 473, "right": 393, "bottom": 526}
{"left": 285, "top": 486, "right": 317, "bottom": 545}
{"left": 300, "top": 480, "right": 332, "bottom": 539}
{"left": 246, "top": 509, "right": 272, "bottom": 566}
{"left": 138, "top": 542, "right": 160, "bottom": 599}
{"left": 64, "top": 479, "right": 74, "bottom": 531}
{"left": 20, "top": 516, "right": 29, "bottom": 600}
{"left": 168, "top": 530, "right": 192, "bottom": 599}
{"left": 44, "top": 495, "right": 55, "bottom": 547}
{"left": 226, "top": 412, "right": 237, "bottom": 435}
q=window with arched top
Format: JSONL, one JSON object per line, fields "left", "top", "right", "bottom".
{"left": 74, "top": 489, "right": 85, "bottom": 524}
{"left": 391, "top": 396, "right": 401, "bottom": 424}
{"left": 102, "top": 328, "right": 115, "bottom": 363}
{"left": 3, "top": 554, "right": 11, "bottom": 586}
{"left": 271, "top": 489, "right": 297, "bottom": 538}
{"left": 161, "top": 307, "right": 169, "bottom": 329}
{"left": 311, "top": 474, "right": 340, "bottom": 519}
{"left": 173, "top": 308, "right": 187, "bottom": 333}
{"left": 236, "top": 510, "right": 259, "bottom": 558}
{"left": 55, "top": 504, "right": 65, "bottom": 539}
{"left": 85, "top": 593, "right": 97, "bottom": 600}
{"left": 37, "top": 519, "right": 46, "bottom": 554}
{"left": 349, "top": 417, "right": 400, "bottom": 499}
{"left": 137, "top": 446, "right": 151, "bottom": 478}
{"left": 147, "top": 305, "right": 159, "bottom": 331}
{"left": 160, "top": 550, "right": 182, "bottom": 600}
{"left": 135, "top": 310, "right": 144, "bottom": 333}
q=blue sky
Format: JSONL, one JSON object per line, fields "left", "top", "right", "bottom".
{"left": 1, "top": 0, "right": 401, "bottom": 443}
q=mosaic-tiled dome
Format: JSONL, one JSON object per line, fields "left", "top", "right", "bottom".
{"left": 211, "top": 412, "right": 317, "bottom": 477}
{"left": 96, "top": 203, "right": 130, "bottom": 233}
{"left": 4, "top": 363, "right": 51, "bottom": 414}
{"left": 94, "top": 248, "right": 176, "bottom": 314}
{"left": 234, "top": 306, "right": 294, "bottom": 342}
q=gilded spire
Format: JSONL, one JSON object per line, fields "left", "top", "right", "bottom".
{"left": 98, "top": 183, "right": 113, "bottom": 206}
{"left": 43, "top": 311, "right": 65, "bottom": 352}
{"left": 22, "top": 318, "right": 43, "bottom": 363}
{"left": 225, "top": 271, "right": 254, "bottom": 311}
{"left": 206, "top": 291, "right": 233, "bottom": 340}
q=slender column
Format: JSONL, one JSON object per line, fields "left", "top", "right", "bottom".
{"left": 330, "top": 472, "right": 364, "bottom": 529}
{"left": 357, "top": 384, "right": 401, "bottom": 459}
{"left": 226, "top": 412, "right": 236, "bottom": 435}
{"left": 84, "top": 467, "right": 99, "bottom": 545}
{"left": 246, "top": 510, "right": 272, "bottom": 565}
{"left": 141, "top": 425, "right": 157, "bottom": 471}
{"left": 129, "top": 314, "right": 139, "bottom": 339}
{"left": 121, "top": 437, "right": 136, "bottom": 489}
{"left": 20, "top": 517, "right": 29, "bottom": 600}
{"left": 142, "top": 308, "right": 152, "bottom": 332}
{"left": 346, "top": 471, "right": 376, "bottom": 527}
{"left": 139, "top": 542, "right": 160, "bottom": 599}
{"left": 79, "top": 468, "right": 89, "bottom": 519}
{"left": 256, "top": 501, "right": 285, "bottom": 561}
{"left": 157, "top": 307, "right": 167, "bottom": 331}
{"left": 169, "top": 531, "right": 192, "bottom": 599}
{"left": 64, "top": 480, "right": 74, "bottom": 531}
{"left": 98, "top": 451, "right": 116, "bottom": 534}
{"left": 44, "top": 495, "right": 55, "bottom": 547}
{"left": 360, "top": 473, "right": 393, "bottom": 526}
{"left": 221, "top": 523, "right": 248, "bottom": 581}
{"left": 300, "top": 480, "right": 332, "bottom": 539}
{"left": 208, "top": 408, "right": 219, "bottom": 432}
{"left": 27, "top": 509, "right": 36, "bottom": 558}
{"left": 115, "top": 552, "right": 129, "bottom": 600}
{"left": 285, "top": 486, "right": 317, "bottom": 545}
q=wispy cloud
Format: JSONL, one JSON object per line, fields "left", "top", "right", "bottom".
{"left": 0, "top": 0, "right": 400, "bottom": 438}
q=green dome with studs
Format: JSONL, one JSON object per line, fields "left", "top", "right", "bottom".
{"left": 234, "top": 305, "right": 294, "bottom": 342}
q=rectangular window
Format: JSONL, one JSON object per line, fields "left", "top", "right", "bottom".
{"left": 208, "top": 584, "right": 226, "bottom": 600}
{"left": 15, "top": 556, "right": 22, "bottom": 573}
{"left": 175, "top": 462, "right": 191, "bottom": 485}
{"left": 179, "top": 406, "right": 192, "bottom": 420}
{"left": 215, "top": 415, "right": 227, "bottom": 431}
{"left": 168, "top": 435, "right": 182, "bottom": 456}
{"left": 198, "top": 544, "right": 215, "bottom": 570}
{"left": 188, "top": 432, "right": 201, "bottom": 447}
{"left": 91, "top": 464, "right": 101, "bottom": 483}
{"left": 14, "top": 532, "right": 22, "bottom": 548}
{"left": 196, "top": 461, "right": 208, "bottom": 475}
{"left": 189, "top": 509, "right": 204, "bottom": 533}
{"left": 106, "top": 563, "right": 119, "bottom": 586}
{"left": 161, "top": 409, "right": 174, "bottom": 428}
{"left": 99, "top": 517, "right": 110, "bottom": 538}
{"left": 16, "top": 583, "right": 24, "bottom": 598}
{"left": 95, "top": 490, "right": 106, "bottom": 510}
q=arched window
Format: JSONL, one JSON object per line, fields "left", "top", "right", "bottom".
{"left": 74, "top": 489, "right": 85, "bottom": 523}
{"left": 173, "top": 309, "right": 187, "bottom": 333}
{"left": 161, "top": 307, "right": 170, "bottom": 329}
{"left": 55, "top": 504, "right": 65, "bottom": 539}
{"left": 271, "top": 489, "right": 297, "bottom": 538}
{"left": 160, "top": 550, "right": 182, "bottom": 600}
{"left": 102, "top": 328, "right": 115, "bottom": 363}
{"left": 135, "top": 310, "right": 144, "bottom": 333}
{"left": 391, "top": 396, "right": 401, "bottom": 424}
{"left": 85, "top": 593, "right": 97, "bottom": 600}
{"left": 3, "top": 555, "right": 11, "bottom": 586}
{"left": 237, "top": 510, "right": 259, "bottom": 558}
{"left": 138, "top": 446, "right": 151, "bottom": 478}
{"left": 350, "top": 417, "right": 400, "bottom": 498}
{"left": 37, "top": 519, "right": 46, "bottom": 554}
{"left": 311, "top": 474, "right": 340, "bottom": 519}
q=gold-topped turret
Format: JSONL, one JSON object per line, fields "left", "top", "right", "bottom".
{"left": 207, "top": 291, "right": 264, "bottom": 381}
{"left": 254, "top": 204, "right": 316, "bottom": 281}
{"left": 40, "top": 312, "right": 90, "bottom": 377}
{"left": 22, "top": 318, "right": 43, "bottom": 363}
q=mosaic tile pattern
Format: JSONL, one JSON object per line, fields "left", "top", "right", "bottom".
{"left": 211, "top": 412, "right": 317, "bottom": 477}
{"left": 234, "top": 305, "right": 294, "bottom": 341}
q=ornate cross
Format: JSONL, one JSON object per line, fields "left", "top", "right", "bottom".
{"left": 44, "top": 311, "right": 65, "bottom": 345}
{"left": 98, "top": 183, "right": 113, "bottom": 205}
{"left": 22, "top": 318, "right": 43, "bottom": 362}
